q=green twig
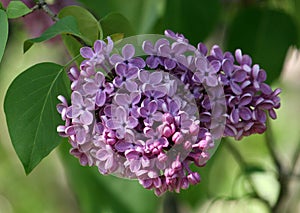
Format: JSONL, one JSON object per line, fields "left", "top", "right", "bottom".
{"left": 265, "top": 118, "right": 289, "bottom": 213}
{"left": 290, "top": 139, "right": 300, "bottom": 177}
{"left": 64, "top": 54, "right": 81, "bottom": 68}
{"left": 223, "top": 138, "right": 271, "bottom": 209}
{"left": 265, "top": 118, "right": 282, "bottom": 173}
{"left": 32, "top": 0, "right": 89, "bottom": 47}
{"left": 162, "top": 193, "right": 180, "bottom": 213}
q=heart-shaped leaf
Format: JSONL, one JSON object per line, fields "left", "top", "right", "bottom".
{"left": 76, "top": 0, "right": 161, "bottom": 33}
{"left": 100, "top": 13, "right": 135, "bottom": 38}
{"left": 58, "top": 6, "right": 103, "bottom": 65}
{"left": 4, "top": 62, "right": 70, "bottom": 174}
{"left": 6, "top": 1, "right": 32, "bottom": 19}
{"left": 23, "top": 16, "right": 84, "bottom": 53}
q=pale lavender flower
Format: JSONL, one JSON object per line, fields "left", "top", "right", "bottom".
{"left": 106, "top": 106, "right": 138, "bottom": 139}
{"left": 70, "top": 91, "right": 94, "bottom": 125}
{"left": 83, "top": 72, "right": 113, "bottom": 107}
{"left": 110, "top": 44, "right": 145, "bottom": 68}
{"left": 192, "top": 56, "right": 220, "bottom": 87}
{"left": 113, "top": 63, "right": 139, "bottom": 91}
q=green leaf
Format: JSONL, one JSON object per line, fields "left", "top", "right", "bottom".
{"left": 58, "top": 6, "right": 103, "bottom": 65}
{"left": 225, "top": 7, "right": 298, "bottom": 84}
{"left": 163, "top": 0, "right": 221, "bottom": 45}
{"left": 100, "top": 12, "right": 135, "bottom": 38}
{"left": 58, "top": 6, "right": 102, "bottom": 43}
{"left": 6, "top": 1, "right": 32, "bottom": 19}
{"left": 61, "top": 34, "right": 84, "bottom": 66}
{"left": 76, "top": 0, "right": 162, "bottom": 33}
{"left": 23, "top": 16, "right": 83, "bottom": 53}
{"left": 0, "top": 9, "right": 8, "bottom": 63}
{"left": 4, "top": 62, "right": 70, "bottom": 174}
{"left": 0, "top": 2, "right": 4, "bottom": 10}
{"left": 59, "top": 142, "right": 159, "bottom": 213}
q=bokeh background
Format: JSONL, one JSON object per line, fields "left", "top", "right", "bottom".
{"left": 1, "top": 0, "right": 300, "bottom": 212}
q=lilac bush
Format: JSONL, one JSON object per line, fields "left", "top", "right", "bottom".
{"left": 57, "top": 30, "right": 281, "bottom": 196}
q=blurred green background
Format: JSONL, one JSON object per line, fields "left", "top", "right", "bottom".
{"left": 1, "top": 0, "right": 300, "bottom": 212}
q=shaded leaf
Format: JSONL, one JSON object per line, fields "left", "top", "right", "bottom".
{"left": 6, "top": 1, "right": 32, "bottom": 19}
{"left": 76, "top": 0, "right": 162, "bottom": 33}
{"left": 23, "top": 16, "right": 84, "bottom": 53}
{"left": 0, "top": 9, "right": 8, "bottom": 63}
{"left": 226, "top": 7, "right": 298, "bottom": 84}
{"left": 59, "top": 142, "right": 159, "bottom": 213}
{"left": 4, "top": 63, "right": 70, "bottom": 174}
{"left": 58, "top": 6, "right": 103, "bottom": 65}
{"left": 60, "top": 34, "right": 84, "bottom": 66}
{"left": 163, "top": 0, "right": 221, "bottom": 45}
{"left": 100, "top": 12, "right": 135, "bottom": 38}
{"left": 58, "top": 5, "right": 102, "bottom": 43}
{"left": 293, "top": 0, "right": 300, "bottom": 47}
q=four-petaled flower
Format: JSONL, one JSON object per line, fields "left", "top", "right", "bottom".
{"left": 106, "top": 106, "right": 138, "bottom": 139}
{"left": 113, "top": 62, "right": 139, "bottom": 91}
{"left": 83, "top": 72, "right": 114, "bottom": 107}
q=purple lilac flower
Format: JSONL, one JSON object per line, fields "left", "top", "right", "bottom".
{"left": 57, "top": 29, "right": 281, "bottom": 196}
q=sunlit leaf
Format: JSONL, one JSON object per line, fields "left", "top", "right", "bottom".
{"left": 163, "top": 0, "right": 221, "bottom": 45}
{"left": 4, "top": 63, "right": 70, "bottom": 174}
{"left": 106, "top": 33, "right": 124, "bottom": 42}
{"left": 0, "top": 9, "right": 8, "bottom": 63}
{"left": 100, "top": 13, "right": 135, "bottom": 38}
{"left": 226, "top": 8, "right": 298, "bottom": 84}
{"left": 23, "top": 16, "right": 84, "bottom": 53}
{"left": 6, "top": 1, "right": 32, "bottom": 19}
{"left": 59, "top": 142, "right": 159, "bottom": 213}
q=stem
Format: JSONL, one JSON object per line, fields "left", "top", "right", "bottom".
{"left": 64, "top": 54, "right": 81, "bottom": 68}
{"left": 162, "top": 193, "right": 180, "bottom": 213}
{"left": 264, "top": 118, "right": 289, "bottom": 213}
{"left": 37, "top": 0, "right": 58, "bottom": 21}
{"left": 223, "top": 138, "right": 271, "bottom": 208}
{"left": 290, "top": 139, "right": 300, "bottom": 177}
{"left": 31, "top": 0, "right": 89, "bottom": 47}
{"left": 265, "top": 119, "right": 282, "bottom": 173}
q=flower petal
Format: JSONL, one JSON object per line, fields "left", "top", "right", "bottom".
{"left": 125, "top": 81, "right": 138, "bottom": 92}
{"left": 80, "top": 47, "right": 94, "bottom": 58}
{"left": 122, "top": 44, "right": 135, "bottom": 60}
{"left": 80, "top": 111, "right": 94, "bottom": 125}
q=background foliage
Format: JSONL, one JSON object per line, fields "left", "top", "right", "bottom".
{"left": 0, "top": 0, "right": 300, "bottom": 212}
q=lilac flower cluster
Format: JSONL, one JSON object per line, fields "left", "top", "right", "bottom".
{"left": 57, "top": 30, "right": 280, "bottom": 196}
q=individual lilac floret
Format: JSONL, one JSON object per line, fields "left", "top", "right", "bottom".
{"left": 57, "top": 29, "right": 281, "bottom": 196}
